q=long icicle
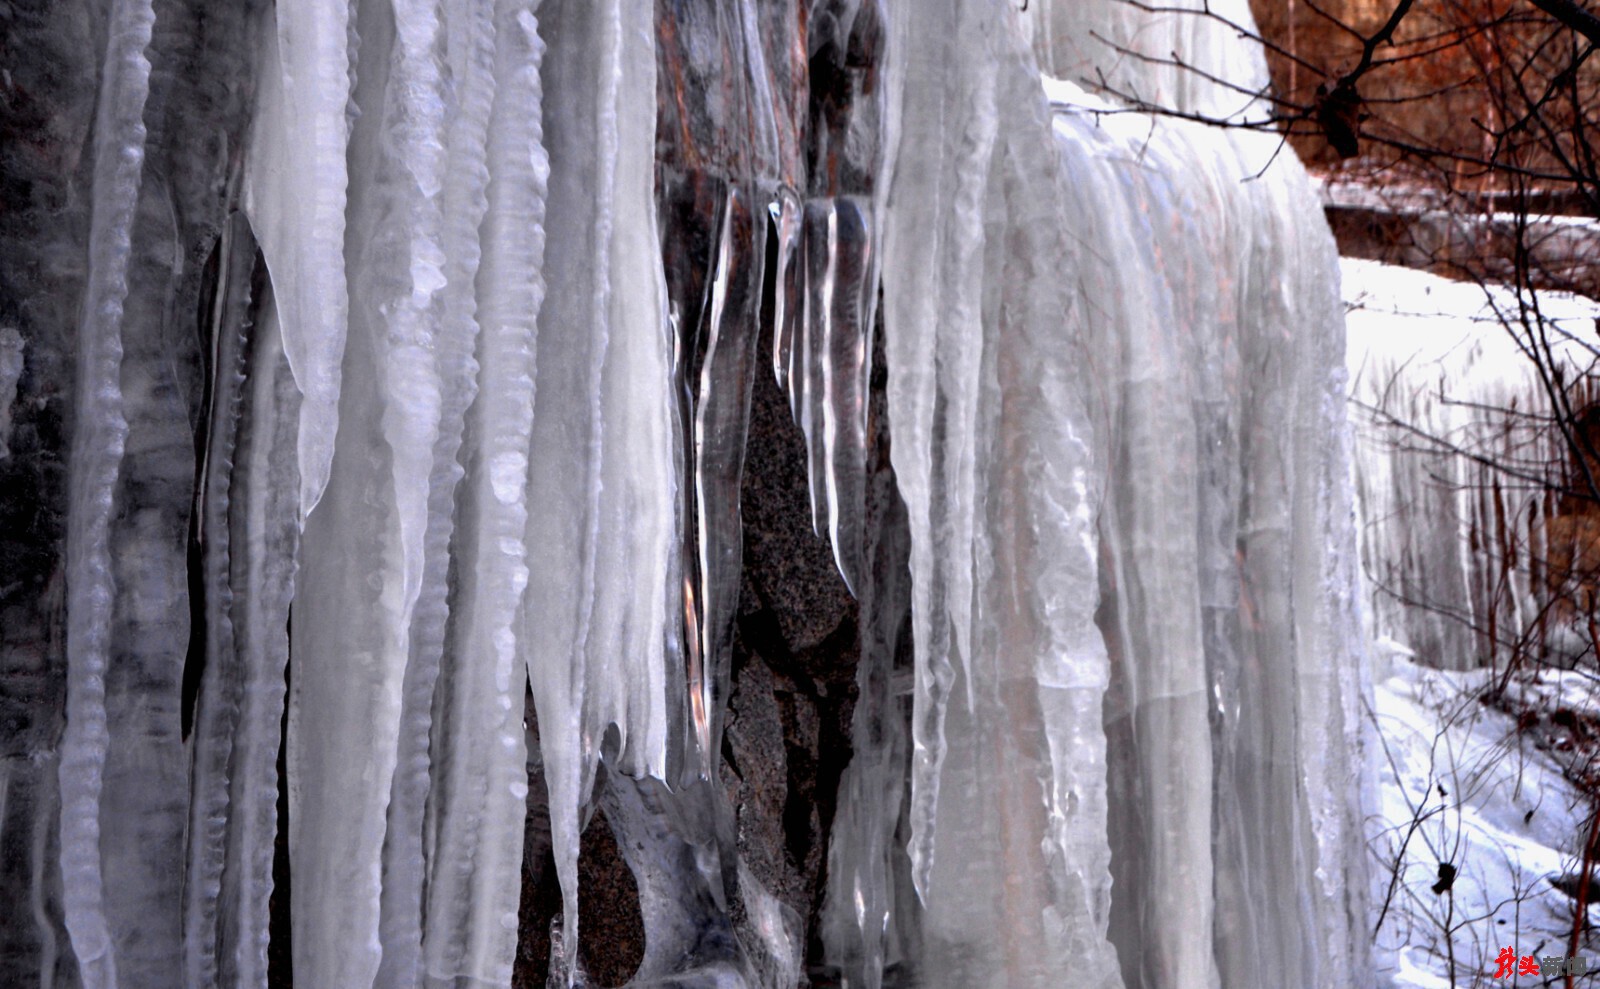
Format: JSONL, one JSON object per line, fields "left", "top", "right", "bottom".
{"left": 221, "top": 292, "right": 302, "bottom": 989}
{"left": 418, "top": 0, "right": 547, "bottom": 982}
{"left": 285, "top": 0, "right": 454, "bottom": 980}
{"left": 375, "top": 0, "right": 499, "bottom": 980}
{"left": 58, "top": 0, "right": 158, "bottom": 983}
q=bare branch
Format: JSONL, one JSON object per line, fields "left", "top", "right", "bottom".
{"left": 1528, "top": 0, "right": 1600, "bottom": 50}
{"left": 1338, "top": 0, "right": 1421, "bottom": 90}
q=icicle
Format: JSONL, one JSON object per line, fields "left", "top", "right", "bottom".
{"left": 214, "top": 294, "right": 302, "bottom": 989}
{"left": 524, "top": 0, "right": 611, "bottom": 971}
{"left": 58, "top": 0, "right": 157, "bottom": 983}
{"left": 374, "top": 0, "right": 499, "bottom": 981}
{"left": 681, "top": 185, "right": 765, "bottom": 774}
{"left": 819, "top": 304, "right": 915, "bottom": 989}
{"left": 582, "top": 3, "right": 679, "bottom": 787}
{"left": 526, "top": 0, "right": 676, "bottom": 975}
{"left": 770, "top": 188, "right": 804, "bottom": 403}
{"left": 652, "top": 1, "right": 789, "bottom": 790}
{"left": 877, "top": 2, "right": 1132, "bottom": 987}
{"left": 286, "top": 0, "right": 455, "bottom": 980}
{"left": 413, "top": 0, "right": 544, "bottom": 984}
{"left": 794, "top": 197, "right": 875, "bottom": 592}
{"left": 765, "top": 1, "right": 888, "bottom": 597}
{"left": 182, "top": 214, "right": 259, "bottom": 989}
{"left": 244, "top": 0, "right": 357, "bottom": 517}
{"left": 878, "top": 0, "right": 997, "bottom": 907}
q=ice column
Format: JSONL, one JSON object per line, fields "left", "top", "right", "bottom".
{"left": 877, "top": 3, "right": 1122, "bottom": 987}
{"left": 1036, "top": 2, "right": 1372, "bottom": 985}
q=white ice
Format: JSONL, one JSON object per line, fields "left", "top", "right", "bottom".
{"left": 1345, "top": 257, "right": 1600, "bottom": 673}
{"left": 871, "top": 2, "right": 1370, "bottom": 987}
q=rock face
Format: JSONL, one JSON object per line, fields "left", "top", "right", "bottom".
{"left": 508, "top": 299, "right": 899, "bottom": 988}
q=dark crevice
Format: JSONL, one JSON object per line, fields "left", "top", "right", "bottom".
{"left": 181, "top": 231, "right": 226, "bottom": 740}
{"left": 267, "top": 609, "right": 293, "bottom": 988}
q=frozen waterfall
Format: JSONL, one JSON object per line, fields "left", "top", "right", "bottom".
{"left": 0, "top": 0, "right": 1371, "bottom": 987}
{"left": 1345, "top": 259, "right": 1600, "bottom": 674}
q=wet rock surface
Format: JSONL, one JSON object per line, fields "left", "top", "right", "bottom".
{"left": 504, "top": 306, "right": 879, "bottom": 987}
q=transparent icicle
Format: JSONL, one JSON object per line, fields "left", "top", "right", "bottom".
{"left": 682, "top": 184, "right": 765, "bottom": 775}
{"left": 819, "top": 313, "right": 914, "bottom": 989}
{"left": 58, "top": 0, "right": 156, "bottom": 983}
{"left": 770, "top": 187, "right": 803, "bottom": 403}
{"left": 793, "top": 198, "right": 875, "bottom": 593}
{"left": 768, "top": 0, "right": 886, "bottom": 598}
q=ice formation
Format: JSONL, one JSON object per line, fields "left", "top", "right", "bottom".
{"left": 1, "top": 0, "right": 1371, "bottom": 987}
{"left": 868, "top": 4, "right": 1371, "bottom": 986}
{"left": 1345, "top": 258, "right": 1600, "bottom": 672}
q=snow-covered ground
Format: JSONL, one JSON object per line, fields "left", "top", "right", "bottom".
{"left": 1370, "top": 654, "right": 1597, "bottom": 987}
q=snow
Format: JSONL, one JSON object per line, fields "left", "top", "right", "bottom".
{"left": 1371, "top": 656, "right": 1595, "bottom": 988}
{"left": 1317, "top": 175, "right": 1600, "bottom": 232}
